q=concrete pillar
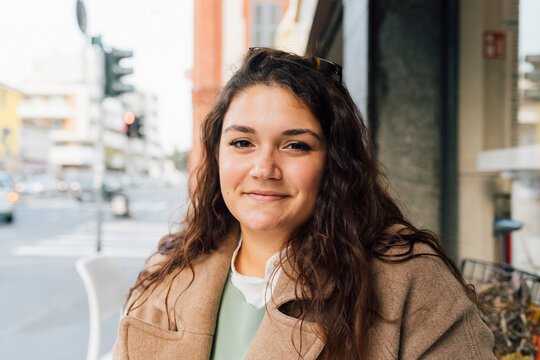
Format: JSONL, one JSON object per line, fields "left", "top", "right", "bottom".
{"left": 363, "top": 0, "right": 452, "bottom": 252}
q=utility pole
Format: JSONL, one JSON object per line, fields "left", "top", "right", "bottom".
{"left": 76, "top": 0, "right": 106, "bottom": 252}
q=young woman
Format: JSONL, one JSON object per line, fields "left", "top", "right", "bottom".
{"left": 113, "top": 48, "right": 495, "bottom": 359}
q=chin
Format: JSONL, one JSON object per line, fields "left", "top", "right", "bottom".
{"left": 244, "top": 221, "right": 286, "bottom": 233}
{"left": 239, "top": 214, "right": 289, "bottom": 234}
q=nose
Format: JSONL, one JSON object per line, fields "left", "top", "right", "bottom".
{"left": 249, "top": 148, "right": 281, "bottom": 180}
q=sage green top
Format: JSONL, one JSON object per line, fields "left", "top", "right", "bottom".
{"left": 210, "top": 273, "right": 267, "bottom": 360}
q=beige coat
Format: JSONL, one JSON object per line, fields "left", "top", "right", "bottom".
{"left": 113, "top": 230, "right": 496, "bottom": 359}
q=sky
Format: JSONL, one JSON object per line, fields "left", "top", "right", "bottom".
{"left": 0, "top": 0, "right": 194, "bottom": 154}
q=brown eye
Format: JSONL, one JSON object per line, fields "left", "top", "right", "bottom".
{"left": 230, "top": 139, "right": 253, "bottom": 148}
{"left": 286, "top": 141, "right": 312, "bottom": 151}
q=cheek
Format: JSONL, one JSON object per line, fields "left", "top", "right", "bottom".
{"left": 291, "top": 160, "right": 325, "bottom": 198}
{"left": 218, "top": 148, "right": 245, "bottom": 193}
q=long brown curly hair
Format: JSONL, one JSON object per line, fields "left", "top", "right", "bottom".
{"left": 126, "top": 48, "right": 479, "bottom": 359}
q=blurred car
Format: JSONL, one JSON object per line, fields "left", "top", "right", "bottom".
{"left": 104, "top": 174, "right": 123, "bottom": 195}
{"left": 0, "top": 172, "right": 18, "bottom": 223}
{"left": 15, "top": 173, "right": 59, "bottom": 197}
{"left": 62, "top": 176, "right": 94, "bottom": 201}
{"left": 64, "top": 175, "right": 124, "bottom": 202}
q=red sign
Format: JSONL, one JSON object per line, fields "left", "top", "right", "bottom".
{"left": 483, "top": 31, "right": 505, "bottom": 60}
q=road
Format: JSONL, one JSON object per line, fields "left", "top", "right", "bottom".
{"left": 0, "top": 183, "right": 188, "bottom": 359}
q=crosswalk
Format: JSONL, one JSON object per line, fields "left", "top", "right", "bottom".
{"left": 12, "top": 220, "right": 173, "bottom": 258}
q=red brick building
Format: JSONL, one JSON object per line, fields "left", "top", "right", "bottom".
{"left": 190, "top": 0, "right": 289, "bottom": 169}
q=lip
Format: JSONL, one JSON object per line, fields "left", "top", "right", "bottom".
{"left": 244, "top": 190, "right": 289, "bottom": 202}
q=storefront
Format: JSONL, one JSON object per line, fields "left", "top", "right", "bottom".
{"left": 294, "top": 0, "right": 539, "bottom": 272}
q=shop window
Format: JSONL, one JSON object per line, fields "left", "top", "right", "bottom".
{"left": 250, "top": 2, "right": 282, "bottom": 47}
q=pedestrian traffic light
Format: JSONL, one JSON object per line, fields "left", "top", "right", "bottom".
{"left": 105, "top": 48, "right": 135, "bottom": 97}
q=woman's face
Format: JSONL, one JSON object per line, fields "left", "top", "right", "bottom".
{"left": 218, "top": 85, "right": 326, "bottom": 239}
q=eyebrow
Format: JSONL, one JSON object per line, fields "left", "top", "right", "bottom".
{"left": 223, "top": 125, "right": 255, "bottom": 134}
{"left": 281, "top": 128, "right": 321, "bottom": 140}
{"left": 223, "top": 125, "right": 322, "bottom": 140}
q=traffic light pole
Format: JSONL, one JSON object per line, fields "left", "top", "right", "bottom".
{"left": 91, "top": 35, "right": 106, "bottom": 253}
{"left": 89, "top": 34, "right": 134, "bottom": 252}
{"left": 94, "top": 100, "right": 105, "bottom": 252}
{"left": 78, "top": 0, "right": 104, "bottom": 253}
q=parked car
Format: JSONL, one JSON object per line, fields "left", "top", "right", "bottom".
{"left": 0, "top": 172, "right": 18, "bottom": 223}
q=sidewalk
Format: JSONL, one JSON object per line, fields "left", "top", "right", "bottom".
{"left": 0, "top": 256, "right": 145, "bottom": 360}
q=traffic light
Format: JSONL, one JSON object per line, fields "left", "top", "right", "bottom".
{"left": 123, "top": 111, "right": 144, "bottom": 139}
{"left": 134, "top": 115, "right": 145, "bottom": 139}
{"left": 105, "top": 48, "right": 135, "bottom": 97}
{"left": 124, "top": 110, "right": 136, "bottom": 138}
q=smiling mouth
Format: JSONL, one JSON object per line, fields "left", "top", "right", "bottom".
{"left": 245, "top": 191, "right": 289, "bottom": 202}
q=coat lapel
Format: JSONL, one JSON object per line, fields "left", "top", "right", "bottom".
{"left": 245, "top": 259, "right": 326, "bottom": 360}
{"left": 163, "top": 228, "right": 239, "bottom": 335}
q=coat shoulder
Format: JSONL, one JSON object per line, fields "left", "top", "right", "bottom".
{"left": 369, "top": 241, "right": 496, "bottom": 359}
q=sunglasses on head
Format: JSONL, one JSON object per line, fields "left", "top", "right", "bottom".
{"left": 247, "top": 47, "right": 343, "bottom": 84}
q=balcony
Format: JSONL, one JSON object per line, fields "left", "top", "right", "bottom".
{"left": 477, "top": 145, "right": 540, "bottom": 173}
{"left": 18, "top": 98, "right": 76, "bottom": 120}
{"left": 49, "top": 145, "right": 94, "bottom": 166}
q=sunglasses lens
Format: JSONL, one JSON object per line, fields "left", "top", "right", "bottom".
{"left": 247, "top": 49, "right": 342, "bottom": 84}
{"left": 313, "top": 58, "right": 342, "bottom": 83}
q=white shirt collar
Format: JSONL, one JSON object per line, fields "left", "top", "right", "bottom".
{"left": 229, "top": 238, "right": 284, "bottom": 309}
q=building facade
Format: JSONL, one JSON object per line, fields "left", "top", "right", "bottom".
{"left": 14, "top": 47, "right": 165, "bottom": 179}
{"left": 0, "top": 82, "right": 23, "bottom": 174}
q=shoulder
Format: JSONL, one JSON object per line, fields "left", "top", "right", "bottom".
{"left": 123, "top": 252, "right": 187, "bottom": 329}
{"left": 369, "top": 241, "right": 495, "bottom": 359}
{"left": 124, "top": 228, "right": 239, "bottom": 328}
{"left": 371, "top": 226, "right": 458, "bottom": 298}
{"left": 371, "top": 241, "right": 463, "bottom": 312}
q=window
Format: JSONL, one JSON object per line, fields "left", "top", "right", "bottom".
{"left": 1, "top": 90, "right": 6, "bottom": 108}
{"left": 518, "top": 0, "right": 540, "bottom": 146}
{"left": 250, "top": 2, "right": 282, "bottom": 47}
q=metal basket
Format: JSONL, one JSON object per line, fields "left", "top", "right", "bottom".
{"left": 460, "top": 258, "right": 540, "bottom": 305}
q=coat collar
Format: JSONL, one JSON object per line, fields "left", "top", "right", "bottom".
{"left": 245, "top": 257, "right": 326, "bottom": 359}
{"left": 154, "top": 226, "right": 326, "bottom": 359}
